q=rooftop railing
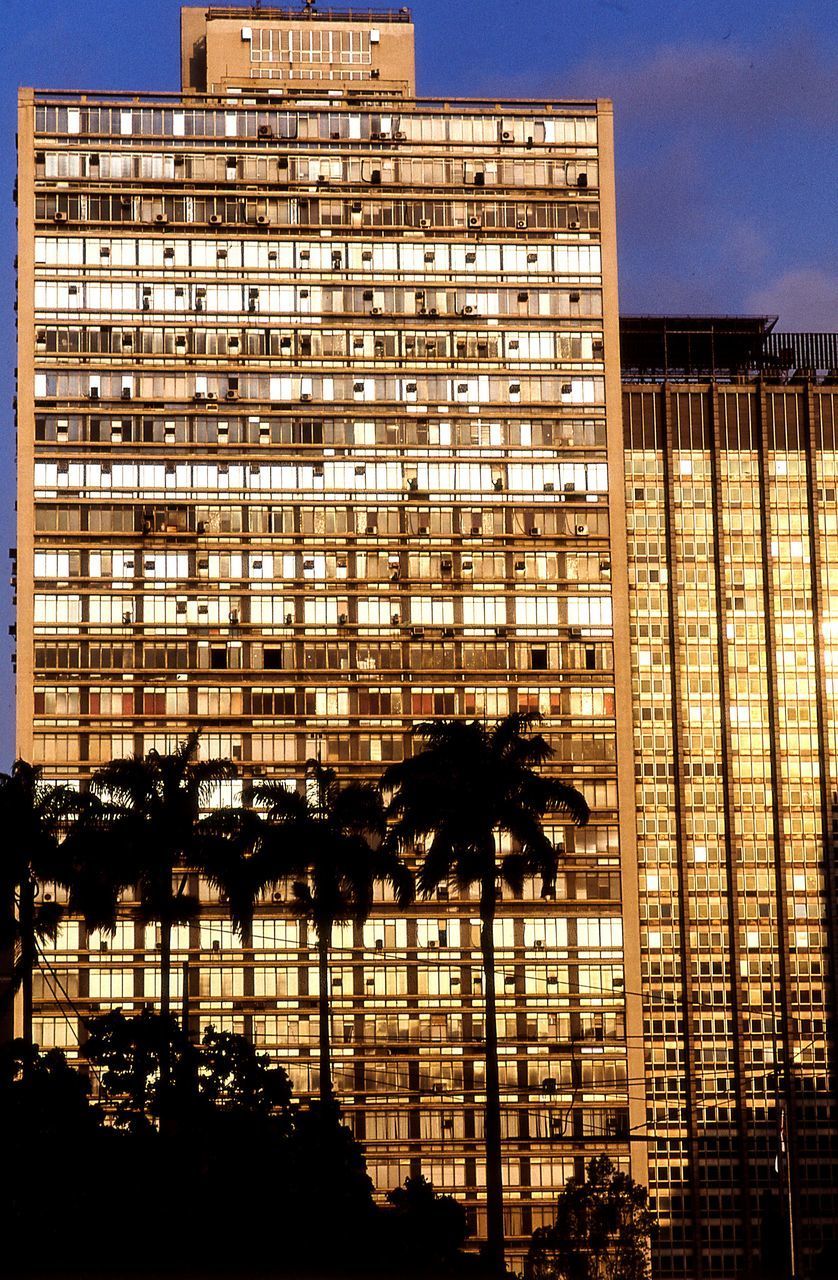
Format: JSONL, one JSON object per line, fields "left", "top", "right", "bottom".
{"left": 206, "top": 6, "right": 413, "bottom": 22}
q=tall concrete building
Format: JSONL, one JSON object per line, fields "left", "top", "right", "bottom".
{"left": 623, "top": 318, "right": 838, "bottom": 1279}
{"left": 15, "top": 4, "right": 641, "bottom": 1264}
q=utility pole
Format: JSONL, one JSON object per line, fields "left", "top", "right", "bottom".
{"left": 776, "top": 1096, "right": 798, "bottom": 1280}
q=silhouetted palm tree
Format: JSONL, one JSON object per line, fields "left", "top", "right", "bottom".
{"left": 0, "top": 761, "right": 80, "bottom": 1051}
{"left": 250, "top": 761, "right": 414, "bottom": 1105}
{"left": 381, "top": 714, "right": 590, "bottom": 1275}
{"left": 89, "top": 734, "right": 236, "bottom": 1031}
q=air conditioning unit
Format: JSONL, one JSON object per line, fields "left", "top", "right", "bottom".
{"left": 300, "top": 392, "right": 312, "bottom": 402}
{"left": 516, "top": 218, "right": 528, "bottom": 229}
{"left": 501, "top": 130, "right": 513, "bottom": 141}
{"left": 209, "top": 214, "right": 223, "bottom": 225}
{"left": 394, "top": 131, "right": 407, "bottom": 141}
{"left": 226, "top": 389, "right": 238, "bottom": 401}
{"left": 256, "top": 214, "right": 269, "bottom": 226}
{"left": 52, "top": 211, "right": 67, "bottom": 223}
{"left": 419, "top": 218, "right": 431, "bottom": 229}
{"left": 528, "top": 525, "right": 541, "bottom": 536}
{"left": 258, "top": 125, "right": 273, "bottom": 139}
{"left": 577, "top": 172, "right": 588, "bottom": 188}
{"left": 467, "top": 215, "right": 482, "bottom": 228}
{"left": 88, "top": 387, "right": 100, "bottom": 400}
{"left": 193, "top": 391, "right": 207, "bottom": 401}
{"left": 575, "top": 523, "right": 589, "bottom": 536}
{"left": 371, "top": 306, "right": 382, "bottom": 316}
{"left": 154, "top": 213, "right": 169, "bottom": 224}
{"left": 568, "top": 219, "right": 581, "bottom": 230}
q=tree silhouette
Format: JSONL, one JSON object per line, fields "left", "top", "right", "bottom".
{"left": 386, "top": 1173, "right": 470, "bottom": 1272}
{"left": 88, "top": 733, "right": 236, "bottom": 1097}
{"left": 527, "top": 1155, "right": 655, "bottom": 1280}
{"left": 382, "top": 715, "right": 590, "bottom": 1275}
{"left": 0, "top": 761, "right": 80, "bottom": 1052}
{"left": 250, "top": 761, "right": 413, "bottom": 1105}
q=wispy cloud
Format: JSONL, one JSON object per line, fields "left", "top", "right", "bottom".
{"left": 745, "top": 268, "right": 838, "bottom": 332}
{"left": 562, "top": 30, "right": 838, "bottom": 134}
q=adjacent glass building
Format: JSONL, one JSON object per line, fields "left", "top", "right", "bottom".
{"left": 623, "top": 318, "right": 838, "bottom": 1278}
{"left": 15, "top": 5, "right": 642, "bottom": 1264}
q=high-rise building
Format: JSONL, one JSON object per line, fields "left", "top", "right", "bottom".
{"left": 15, "top": 4, "right": 641, "bottom": 1264}
{"left": 622, "top": 317, "right": 838, "bottom": 1279}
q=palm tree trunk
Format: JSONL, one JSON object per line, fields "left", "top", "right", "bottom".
{"left": 480, "top": 869, "right": 506, "bottom": 1275}
{"left": 159, "top": 916, "right": 172, "bottom": 1125}
{"left": 20, "top": 874, "right": 36, "bottom": 1058}
{"left": 317, "top": 926, "right": 333, "bottom": 1105}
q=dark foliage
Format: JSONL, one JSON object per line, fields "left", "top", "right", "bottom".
{"left": 527, "top": 1156, "right": 655, "bottom": 1280}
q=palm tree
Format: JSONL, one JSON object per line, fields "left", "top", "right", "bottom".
{"left": 0, "top": 762, "right": 80, "bottom": 1052}
{"left": 381, "top": 714, "right": 590, "bottom": 1276}
{"left": 249, "top": 761, "right": 414, "bottom": 1105}
{"left": 89, "top": 733, "right": 237, "bottom": 1029}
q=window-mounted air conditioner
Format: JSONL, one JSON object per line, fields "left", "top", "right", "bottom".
{"left": 467, "top": 215, "right": 482, "bottom": 228}
{"left": 575, "top": 523, "right": 589, "bottom": 536}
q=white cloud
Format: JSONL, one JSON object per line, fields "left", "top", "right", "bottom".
{"left": 745, "top": 268, "right": 838, "bottom": 332}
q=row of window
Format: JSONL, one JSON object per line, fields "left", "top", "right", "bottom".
{"left": 34, "top": 548, "right": 609, "bottom": 582}
{"left": 34, "top": 281, "right": 603, "bottom": 319}
{"left": 32, "top": 730, "right": 617, "bottom": 767}
{"left": 34, "top": 684, "right": 616, "bottom": 719}
{"left": 34, "top": 371, "right": 605, "bottom": 407}
{"left": 38, "top": 193, "right": 600, "bottom": 233}
{"left": 33, "top": 591, "right": 614, "bottom": 630}
{"left": 33, "top": 503, "right": 612, "bottom": 538}
{"left": 35, "top": 413, "right": 606, "bottom": 449}
{"left": 31, "top": 640, "right": 613, "bottom": 675}
{"left": 40, "top": 150, "right": 598, "bottom": 190}
{"left": 34, "top": 459, "right": 609, "bottom": 494}
{"left": 35, "top": 105, "right": 598, "bottom": 147}
{"left": 36, "top": 326, "right": 602, "bottom": 364}
{"left": 35, "top": 234, "right": 602, "bottom": 275}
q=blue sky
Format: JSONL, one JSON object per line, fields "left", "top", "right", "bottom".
{"left": 0, "top": 0, "right": 835, "bottom": 758}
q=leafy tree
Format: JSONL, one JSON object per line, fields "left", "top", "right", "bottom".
{"left": 385, "top": 1173, "right": 470, "bottom": 1272}
{"left": 250, "top": 761, "right": 413, "bottom": 1104}
{"left": 0, "top": 761, "right": 80, "bottom": 1051}
{"left": 527, "top": 1156, "right": 655, "bottom": 1280}
{"left": 382, "top": 715, "right": 589, "bottom": 1275}
{"left": 83, "top": 1008, "right": 293, "bottom": 1135}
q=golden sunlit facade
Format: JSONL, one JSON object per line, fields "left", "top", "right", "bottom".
{"left": 14, "top": 6, "right": 643, "bottom": 1264}
{"left": 624, "top": 334, "right": 838, "bottom": 1278}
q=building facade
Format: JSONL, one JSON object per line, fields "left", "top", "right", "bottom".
{"left": 623, "top": 320, "right": 838, "bottom": 1278}
{"left": 15, "top": 4, "right": 643, "bottom": 1263}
